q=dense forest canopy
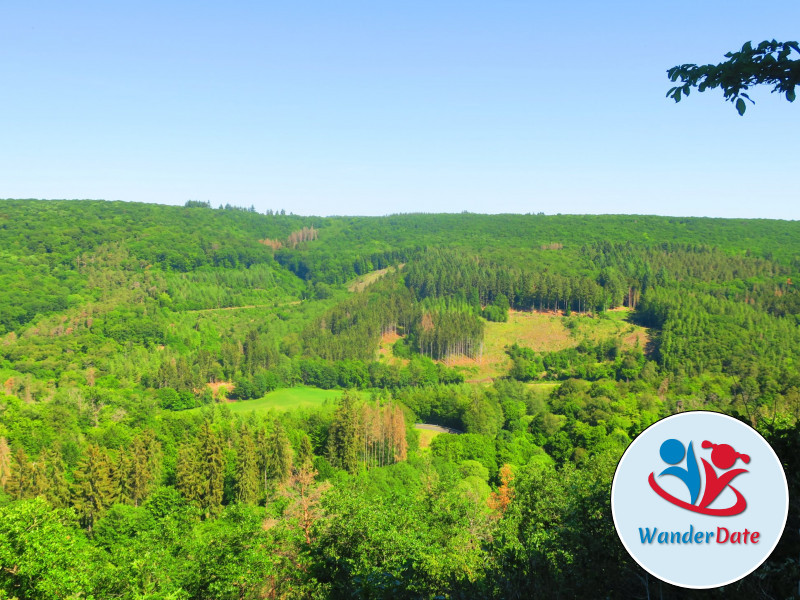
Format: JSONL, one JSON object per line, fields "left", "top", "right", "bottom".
{"left": 1, "top": 199, "right": 799, "bottom": 599}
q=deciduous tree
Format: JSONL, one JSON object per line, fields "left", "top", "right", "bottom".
{"left": 667, "top": 40, "right": 799, "bottom": 115}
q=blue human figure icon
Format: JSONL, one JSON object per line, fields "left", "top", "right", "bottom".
{"left": 658, "top": 439, "right": 701, "bottom": 505}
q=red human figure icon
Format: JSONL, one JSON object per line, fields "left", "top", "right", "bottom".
{"left": 698, "top": 441, "right": 750, "bottom": 511}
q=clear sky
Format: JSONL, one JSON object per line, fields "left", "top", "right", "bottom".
{"left": 2, "top": 1, "right": 799, "bottom": 219}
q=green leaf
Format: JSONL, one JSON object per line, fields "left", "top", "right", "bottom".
{"left": 787, "top": 88, "right": 796, "bottom": 103}
{"left": 736, "top": 98, "right": 747, "bottom": 115}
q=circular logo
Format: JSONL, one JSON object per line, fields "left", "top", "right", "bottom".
{"left": 611, "top": 411, "right": 789, "bottom": 589}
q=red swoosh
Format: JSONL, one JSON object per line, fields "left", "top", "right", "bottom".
{"left": 648, "top": 472, "right": 747, "bottom": 516}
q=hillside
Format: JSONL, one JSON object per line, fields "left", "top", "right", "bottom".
{"left": 1, "top": 199, "right": 799, "bottom": 599}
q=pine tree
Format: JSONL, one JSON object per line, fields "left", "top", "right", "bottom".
{"left": 29, "top": 454, "right": 50, "bottom": 499}
{"left": 127, "top": 430, "right": 162, "bottom": 506}
{"left": 0, "top": 437, "right": 11, "bottom": 491}
{"left": 265, "top": 421, "right": 293, "bottom": 485}
{"left": 199, "top": 421, "right": 224, "bottom": 518}
{"left": 116, "top": 451, "right": 135, "bottom": 504}
{"left": 390, "top": 404, "right": 408, "bottom": 463}
{"left": 235, "top": 425, "right": 260, "bottom": 504}
{"left": 327, "top": 392, "right": 362, "bottom": 473}
{"left": 297, "top": 434, "right": 314, "bottom": 468}
{"left": 44, "top": 446, "right": 71, "bottom": 508}
{"left": 7, "top": 449, "right": 50, "bottom": 500}
{"left": 176, "top": 442, "right": 204, "bottom": 504}
{"left": 72, "top": 444, "right": 116, "bottom": 531}
{"left": 7, "top": 448, "right": 32, "bottom": 500}
{"left": 256, "top": 427, "right": 270, "bottom": 493}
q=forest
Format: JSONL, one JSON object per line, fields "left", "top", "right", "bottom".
{"left": 0, "top": 199, "right": 799, "bottom": 599}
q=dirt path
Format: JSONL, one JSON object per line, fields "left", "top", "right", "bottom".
{"left": 348, "top": 264, "right": 405, "bottom": 293}
{"left": 415, "top": 423, "right": 463, "bottom": 434}
{"left": 465, "top": 377, "right": 494, "bottom": 384}
{"left": 183, "top": 300, "right": 301, "bottom": 314}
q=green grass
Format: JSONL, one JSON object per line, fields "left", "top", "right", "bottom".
{"left": 347, "top": 266, "right": 396, "bottom": 293}
{"left": 526, "top": 382, "right": 559, "bottom": 404}
{"left": 201, "top": 386, "right": 345, "bottom": 415}
{"left": 454, "top": 308, "right": 650, "bottom": 380}
{"left": 416, "top": 427, "right": 442, "bottom": 449}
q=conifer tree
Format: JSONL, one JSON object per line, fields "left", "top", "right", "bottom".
{"left": 29, "top": 455, "right": 50, "bottom": 499}
{"left": 327, "top": 392, "right": 362, "bottom": 473}
{"left": 44, "top": 447, "right": 71, "bottom": 508}
{"left": 7, "top": 449, "right": 50, "bottom": 500}
{"left": 256, "top": 427, "right": 270, "bottom": 492}
{"left": 0, "top": 437, "right": 10, "bottom": 491}
{"left": 72, "top": 444, "right": 116, "bottom": 531}
{"left": 7, "top": 448, "right": 32, "bottom": 500}
{"left": 116, "top": 451, "right": 135, "bottom": 504}
{"left": 265, "top": 421, "right": 293, "bottom": 485}
{"left": 127, "top": 430, "right": 162, "bottom": 506}
{"left": 176, "top": 442, "right": 204, "bottom": 504}
{"left": 297, "top": 434, "right": 314, "bottom": 468}
{"left": 390, "top": 404, "right": 408, "bottom": 463}
{"left": 235, "top": 424, "right": 260, "bottom": 504}
{"left": 199, "top": 421, "right": 225, "bottom": 517}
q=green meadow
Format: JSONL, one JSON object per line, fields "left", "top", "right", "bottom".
{"left": 199, "top": 386, "right": 345, "bottom": 415}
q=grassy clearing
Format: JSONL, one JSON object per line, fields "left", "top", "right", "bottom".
{"left": 235, "top": 311, "right": 649, "bottom": 403}
{"left": 199, "top": 387, "right": 345, "bottom": 415}
{"left": 453, "top": 311, "right": 571, "bottom": 380}
{"left": 416, "top": 428, "right": 441, "bottom": 449}
{"left": 453, "top": 308, "right": 650, "bottom": 380}
{"left": 375, "top": 331, "right": 410, "bottom": 367}
{"left": 566, "top": 308, "right": 649, "bottom": 349}
{"left": 347, "top": 266, "right": 397, "bottom": 293}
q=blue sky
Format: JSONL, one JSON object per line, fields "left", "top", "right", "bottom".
{"left": 2, "top": 1, "right": 799, "bottom": 218}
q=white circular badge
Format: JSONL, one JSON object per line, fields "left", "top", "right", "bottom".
{"left": 611, "top": 411, "right": 788, "bottom": 589}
